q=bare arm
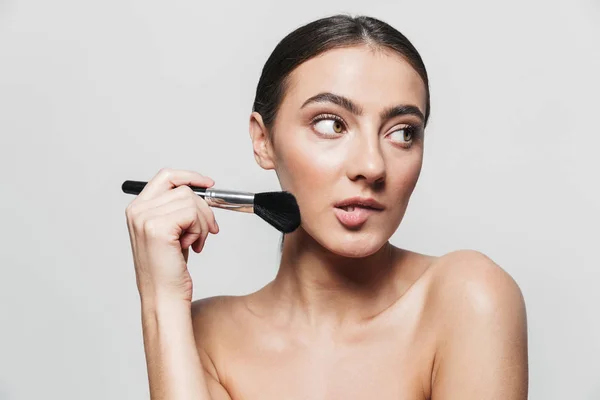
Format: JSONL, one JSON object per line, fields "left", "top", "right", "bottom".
{"left": 141, "top": 297, "right": 218, "bottom": 400}
{"left": 125, "top": 168, "right": 232, "bottom": 400}
{"left": 431, "top": 251, "right": 528, "bottom": 400}
{"left": 141, "top": 296, "right": 233, "bottom": 400}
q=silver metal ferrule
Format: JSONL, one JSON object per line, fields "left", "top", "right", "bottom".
{"left": 202, "top": 188, "right": 255, "bottom": 213}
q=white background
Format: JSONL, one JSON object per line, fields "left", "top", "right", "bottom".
{"left": 1, "top": 0, "right": 599, "bottom": 399}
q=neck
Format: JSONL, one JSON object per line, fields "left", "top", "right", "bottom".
{"left": 267, "top": 228, "right": 401, "bottom": 331}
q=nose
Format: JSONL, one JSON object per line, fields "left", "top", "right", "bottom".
{"left": 346, "top": 131, "right": 386, "bottom": 186}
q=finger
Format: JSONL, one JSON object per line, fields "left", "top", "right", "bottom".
{"left": 149, "top": 205, "right": 203, "bottom": 247}
{"left": 189, "top": 196, "right": 218, "bottom": 253}
{"left": 181, "top": 210, "right": 208, "bottom": 251}
{"left": 138, "top": 196, "right": 195, "bottom": 223}
{"left": 189, "top": 212, "right": 209, "bottom": 253}
{"left": 135, "top": 188, "right": 212, "bottom": 254}
{"left": 135, "top": 185, "right": 198, "bottom": 215}
{"left": 147, "top": 187, "right": 218, "bottom": 235}
{"left": 157, "top": 198, "right": 209, "bottom": 253}
{"left": 135, "top": 193, "right": 213, "bottom": 254}
{"left": 195, "top": 194, "right": 219, "bottom": 234}
{"left": 142, "top": 187, "right": 217, "bottom": 238}
{"left": 137, "top": 168, "right": 215, "bottom": 201}
{"left": 137, "top": 198, "right": 203, "bottom": 252}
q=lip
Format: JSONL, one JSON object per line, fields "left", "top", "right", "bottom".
{"left": 333, "top": 196, "right": 385, "bottom": 228}
{"left": 334, "top": 196, "right": 385, "bottom": 210}
{"left": 333, "top": 205, "right": 382, "bottom": 228}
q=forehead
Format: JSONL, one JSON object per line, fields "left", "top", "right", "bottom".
{"left": 283, "top": 46, "right": 427, "bottom": 114}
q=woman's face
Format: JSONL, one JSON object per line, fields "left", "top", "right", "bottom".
{"left": 255, "top": 45, "right": 427, "bottom": 257}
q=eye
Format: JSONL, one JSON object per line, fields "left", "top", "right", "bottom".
{"left": 312, "top": 115, "right": 346, "bottom": 136}
{"left": 388, "top": 126, "right": 417, "bottom": 146}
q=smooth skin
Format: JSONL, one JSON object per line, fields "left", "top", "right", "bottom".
{"left": 125, "top": 45, "right": 528, "bottom": 400}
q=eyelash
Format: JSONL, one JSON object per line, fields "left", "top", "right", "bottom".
{"left": 310, "top": 113, "right": 420, "bottom": 147}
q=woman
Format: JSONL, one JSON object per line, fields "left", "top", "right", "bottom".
{"left": 125, "top": 15, "right": 528, "bottom": 400}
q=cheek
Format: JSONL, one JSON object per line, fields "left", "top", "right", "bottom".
{"left": 275, "top": 136, "right": 344, "bottom": 190}
{"left": 388, "top": 153, "right": 423, "bottom": 204}
{"left": 274, "top": 137, "right": 348, "bottom": 226}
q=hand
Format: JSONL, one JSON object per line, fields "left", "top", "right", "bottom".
{"left": 124, "top": 168, "right": 219, "bottom": 303}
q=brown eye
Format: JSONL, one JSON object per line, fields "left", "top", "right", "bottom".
{"left": 388, "top": 126, "right": 417, "bottom": 147}
{"left": 313, "top": 118, "right": 346, "bottom": 136}
{"left": 333, "top": 121, "right": 343, "bottom": 133}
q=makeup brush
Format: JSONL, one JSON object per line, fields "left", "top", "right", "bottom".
{"left": 121, "top": 180, "right": 301, "bottom": 233}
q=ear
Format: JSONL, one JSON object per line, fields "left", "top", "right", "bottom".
{"left": 249, "top": 111, "right": 276, "bottom": 170}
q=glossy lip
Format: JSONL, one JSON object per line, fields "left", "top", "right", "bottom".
{"left": 333, "top": 196, "right": 385, "bottom": 210}
{"left": 333, "top": 205, "right": 382, "bottom": 228}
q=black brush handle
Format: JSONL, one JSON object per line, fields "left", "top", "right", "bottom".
{"left": 121, "top": 180, "right": 207, "bottom": 196}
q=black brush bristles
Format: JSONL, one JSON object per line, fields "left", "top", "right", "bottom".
{"left": 253, "top": 191, "right": 301, "bottom": 233}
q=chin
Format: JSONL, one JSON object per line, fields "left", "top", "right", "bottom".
{"left": 321, "top": 230, "right": 387, "bottom": 258}
{"left": 297, "top": 213, "right": 395, "bottom": 258}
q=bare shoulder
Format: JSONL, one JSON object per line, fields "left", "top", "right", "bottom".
{"left": 191, "top": 295, "right": 236, "bottom": 323}
{"left": 423, "top": 251, "right": 529, "bottom": 397}
{"left": 423, "top": 250, "right": 528, "bottom": 392}
{"left": 191, "top": 295, "right": 245, "bottom": 339}
{"left": 424, "top": 249, "right": 526, "bottom": 313}
{"left": 190, "top": 295, "right": 246, "bottom": 377}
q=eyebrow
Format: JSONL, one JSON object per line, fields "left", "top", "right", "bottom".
{"left": 301, "top": 92, "right": 424, "bottom": 123}
{"left": 301, "top": 92, "right": 363, "bottom": 115}
{"left": 380, "top": 104, "right": 425, "bottom": 123}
